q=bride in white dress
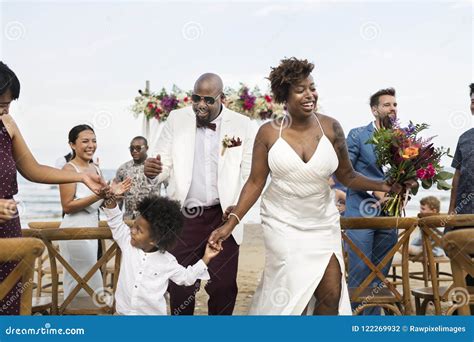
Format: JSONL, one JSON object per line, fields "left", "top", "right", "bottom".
{"left": 209, "top": 58, "right": 402, "bottom": 315}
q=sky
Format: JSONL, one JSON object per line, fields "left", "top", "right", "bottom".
{"left": 0, "top": 0, "right": 472, "bottom": 170}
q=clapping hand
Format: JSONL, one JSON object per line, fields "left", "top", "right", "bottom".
{"left": 109, "top": 177, "right": 132, "bottom": 197}
{"left": 82, "top": 173, "right": 107, "bottom": 195}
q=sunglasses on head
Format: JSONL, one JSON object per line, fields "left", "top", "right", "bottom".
{"left": 129, "top": 145, "right": 146, "bottom": 152}
{"left": 191, "top": 93, "right": 222, "bottom": 105}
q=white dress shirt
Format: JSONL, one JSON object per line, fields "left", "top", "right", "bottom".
{"left": 103, "top": 206, "right": 210, "bottom": 315}
{"left": 185, "top": 114, "right": 222, "bottom": 208}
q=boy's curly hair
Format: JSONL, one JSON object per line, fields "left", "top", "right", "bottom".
{"left": 137, "top": 196, "right": 184, "bottom": 252}
{"left": 268, "top": 57, "right": 315, "bottom": 104}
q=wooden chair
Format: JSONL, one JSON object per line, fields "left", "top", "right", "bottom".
{"left": 23, "top": 225, "right": 121, "bottom": 315}
{"left": 341, "top": 216, "right": 417, "bottom": 315}
{"left": 409, "top": 225, "right": 452, "bottom": 314}
{"left": 442, "top": 229, "right": 474, "bottom": 315}
{"left": 28, "top": 221, "right": 62, "bottom": 300}
{"left": 408, "top": 214, "right": 474, "bottom": 315}
{"left": 0, "top": 238, "right": 45, "bottom": 315}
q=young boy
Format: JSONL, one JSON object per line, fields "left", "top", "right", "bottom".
{"left": 102, "top": 194, "right": 220, "bottom": 315}
{"left": 409, "top": 196, "right": 444, "bottom": 257}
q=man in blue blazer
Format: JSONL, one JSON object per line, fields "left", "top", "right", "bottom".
{"left": 344, "top": 88, "right": 398, "bottom": 315}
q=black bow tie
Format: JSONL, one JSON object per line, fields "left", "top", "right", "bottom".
{"left": 196, "top": 121, "right": 216, "bottom": 131}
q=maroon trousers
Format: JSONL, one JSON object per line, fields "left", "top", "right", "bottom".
{"left": 168, "top": 205, "right": 239, "bottom": 315}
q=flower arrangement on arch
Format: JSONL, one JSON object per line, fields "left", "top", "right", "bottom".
{"left": 224, "top": 84, "right": 285, "bottom": 120}
{"left": 131, "top": 85, "right": 191, "bottom": 122}
{"left": 132, "top": 83, "right": 285, "bottom": 122}
{"left": 366, "top": 119, "right": 453, "bottom": 217}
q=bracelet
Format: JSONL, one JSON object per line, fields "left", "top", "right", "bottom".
{"left": 228, "top": 212, "right": 241, "bottom": 224}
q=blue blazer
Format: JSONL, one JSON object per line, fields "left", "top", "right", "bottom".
{"left": 344, "top": 122, "right": 384, "bottom": 217}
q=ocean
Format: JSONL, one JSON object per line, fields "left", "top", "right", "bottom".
{"left": 15, "top": 169, "right": 451, "bottom": 227}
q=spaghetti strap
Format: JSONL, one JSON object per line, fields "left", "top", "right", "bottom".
{"left": 67, "top": 161, "right": 80, "bottom": 172}
{"left": 279, "top": 116, "right": 285, "bottom": 137}
{"left": 314, "top": 114, "right": 325, "bottom": 137}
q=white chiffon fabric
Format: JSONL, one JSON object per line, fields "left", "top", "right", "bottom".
{"left": 59, "top": 162, "right": 104, "bottom": 299}
{"left": 249, "top": 116, "right": 352, "bottom": 315}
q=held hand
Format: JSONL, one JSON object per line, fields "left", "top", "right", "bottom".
{"left": 385, "top": 178, "right": 419, "bottom": 195}
{"left": 208, "top": 223, "right": 233, "bottom": 250}
{"left": 202, "top": 243, "right": 222, "bottom": 264}
{"left": 0, "top": 199, "right": 17, "bottom": 224}
{"left": 82, "top": 173, "right": 107, "bottom": 195}
{"left": 222, "top": 205, "right": 235, "bottom": 222}
{"left": 144, "top": 155, "right": 162, "bottom": 179}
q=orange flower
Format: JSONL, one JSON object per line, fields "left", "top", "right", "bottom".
{"left": 402, "top": 146, "right": 419, "bottom": 159}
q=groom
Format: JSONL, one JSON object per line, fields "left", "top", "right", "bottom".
{"left": 144, "top": 73, "right": 258, "bottom": 315}
{"left": 344, "top": 87, "right": 399, "bottom": 315}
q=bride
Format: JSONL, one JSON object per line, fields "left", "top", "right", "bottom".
{"left": 209, "top": 57, "right": 410, "bottom": 315}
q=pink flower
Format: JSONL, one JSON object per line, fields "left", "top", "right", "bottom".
{"left": 416, "top": 168, "right": 426, "bottom": 179}
{"left": 425, "top": 163, "right": 436, "bottom": 179}
{"left": 416, "top": 163, "right": 436, "bottom": 180}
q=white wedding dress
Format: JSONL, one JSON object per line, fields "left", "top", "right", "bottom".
{"left": 249, "top": 116, "right": 352, "bottom": 315}
{"left": 59, "top": 162, "right": 104, "bottom": 299}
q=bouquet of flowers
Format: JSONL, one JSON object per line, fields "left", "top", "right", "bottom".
{"left": 131, "top": 85, "right": 190, "bottom": 122}
{"left": 224, "top": 84, "right": 285, "bottom": 120}
{"left": 366, "top": 119, "right": 453, "bottom": 217}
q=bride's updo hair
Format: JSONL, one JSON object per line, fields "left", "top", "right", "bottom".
{"left": 268, "top": 57, "right": 314, "bottom": 104}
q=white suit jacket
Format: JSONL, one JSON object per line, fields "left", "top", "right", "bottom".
{"left": 150, "top": 105, "right": 258, "bottom": 245}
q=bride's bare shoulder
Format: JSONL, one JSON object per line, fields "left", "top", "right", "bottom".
{"left": 317, "top": 113, "right": 344, "bottom": 136}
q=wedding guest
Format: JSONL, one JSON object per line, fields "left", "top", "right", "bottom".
{"left": 144, "top": 73, "right": 258, "bottom": 315}
{"left": 58, "top": 124, "right": 130, "bottom": 300}
{"left": 446, "top": 83, "right": 474, "bottom": 290}
{"left": 115, "top": 136, "right": 162, "bottom": 220}
{"left": 447, "top": 83, "right": 474, "bottom": 225}
{"left": 409, "top": 196, "right": 444, "bottom": 257}
{"left": 344, "top": 88, "right": 399, "bottom": 315}
{"left": 0, "top": 61, "right": 104, "bottom": 315}
{"left": 102, "top": 193, "right": 220, "bottom": 315}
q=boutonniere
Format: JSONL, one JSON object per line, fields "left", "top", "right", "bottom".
{"left": 221, "top": 135, "right": 242, "bottom": 156}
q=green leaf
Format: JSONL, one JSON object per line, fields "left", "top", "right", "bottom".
{"left": 422, "top": 178, "right": 433, "bottom": 189}
{"left": 436, "top": 179, "right": 452, "bottom": 190}
{"left": 437, "top": 171, "right": 454, "bottom": 180}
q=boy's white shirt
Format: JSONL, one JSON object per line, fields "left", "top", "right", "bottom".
{"left": 104, "top": 205, "right": 210, "bottom": 315}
